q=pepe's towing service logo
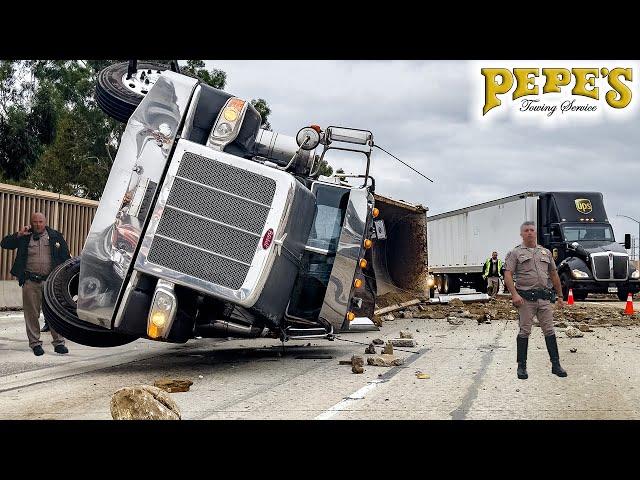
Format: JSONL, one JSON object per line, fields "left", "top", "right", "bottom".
{"left": 481, "top": 67, "right": 633, "bottom": 117}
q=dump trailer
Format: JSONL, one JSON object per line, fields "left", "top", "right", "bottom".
{"left": 427, "top": 191, "right": 640, "bottom": 301}
{"left": 42, "top": 61, "right": 428, "bottom": 347}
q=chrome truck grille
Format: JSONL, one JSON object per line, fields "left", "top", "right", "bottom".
{"left": 146, "top": 152, "right": 276, "bottom": 290}
{"left": 591, "top": 252, "right": 629, "bottom": 281}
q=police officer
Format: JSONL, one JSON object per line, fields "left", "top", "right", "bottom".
{"left": 1, "top": 212, "right": 70, "bottom": 356}
{"left": 504, "top": 221, "right": 567, "bottom": 379}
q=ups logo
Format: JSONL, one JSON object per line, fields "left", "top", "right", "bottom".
{"left": 575, "top": 199, "right": 593, "bottom": 214}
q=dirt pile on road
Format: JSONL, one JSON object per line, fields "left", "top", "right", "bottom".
{"left": 374, "top": 295, "right": 640, "bottom": 329}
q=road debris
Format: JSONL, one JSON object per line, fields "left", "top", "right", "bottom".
{"left": 416, "top": 373, "right": 430, "bottom": 379}
{"left": 352, "top": 364, "right": 365, "bottom": 374}
{"left": 382, "top": 342, "right": 394, "bottom": 355}
{"left": 565, "top": 326, "right": 584, "bottom": 338}
{"left": 110, "top": 385, "right": 181, "bottom": 420}
{"left": 352, "top": 355, "right": 365, "bottom": 367}
{"left": 339, "top": 360, "right": 352, "bottom": 365}
{"left": 367, "top": 354, "right": 405, "bottom": 367}
{"left": 390, "top": 338, "right": 417, "bottom": 347}
{"left": 372, "top": 338, "right": 385, "bottom": 345}
{"left": 382, "top": 314, "right": 395, "bottom": 322}
{"left": 399, "top": 330, "right": 413, "bottom": 339}
{"left": 365, "top": 343, "right": 377, "bottom": 354}
{"left": 447, "top": 317, "right": 465, "bottom": 325}
{"left": 570, "top": 348, "right": 578, "bottom": 353}
{"left": 153, "top": 378, "right": 193, "bottom": 393}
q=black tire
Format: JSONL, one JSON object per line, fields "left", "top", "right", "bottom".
{"left": 617, "top": 290, "right": 630, "bottom": 302}
{"left": 96, "top": 62, "right": 169, "bottom": 123}
{"left": 43, "top": 257, "right": 138, "bottom": 347}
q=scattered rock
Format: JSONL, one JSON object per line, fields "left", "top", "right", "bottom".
{"left": 390, "top": 338, "right": 417, "bottom": 347}
{"left": 367, "top": 354, "right": 405, "bottom": 367}
{"left": 447, "top": 317, "right": 464, "bottom": 325}
{"left": 111, "top": 385, "right": 181, "bottom": 420}
{"left": 339, "top": 360, "right": 352, "bottom": 365}
{"left": 382, "top": 342, "right": 394, "bottom": 355}
{"left": 153, "top": 378, "right": 193, "bottom": 393}
{"left": 416, "top": 373, "right": 430, "bottom": 379}
{"left": 449, "top": 298, "right": 464, "bottom": 307}
{"left": 351, "top": 355, "right": 365, "bottom": 367}
{"left": 565, "top": 326, "right": 584, "bottom": 338}
{"left": 372, "top": 338, "right": 385, "bottom": 345}
{"left": 382, "top": 314, "right": 395, "bottom": 321}
{"left": 364, "top": 343, "right": 377, "bottom": 354}
{"left": 352, "top": 365, "right": 364, "bottom": 374}
{"left": 570, "top": 348, "right": 577, "bottom": 353}
{"left": 576, "top": 324, "right": 594, "bottom": 333}
{"left": 399, "top": 330, "right": 413, "bottom": 339}
{"left": 555, "top": 322, "right": 568, "bottom": 328}
{"left": 416, "top": 329, "right": 420, "bottom": 333}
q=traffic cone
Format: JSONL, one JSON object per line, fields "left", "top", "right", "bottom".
{"left": 567, "top": 288, "right": 574, "bottom": 306}
{"left": 624, "top": 293, "right": 634, "bottom": 315}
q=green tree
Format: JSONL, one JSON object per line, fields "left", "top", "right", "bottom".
{"left": 180, "top": 60, "right": 226, "bottom": 90}
{"left": 250, "top": 98, "right": 271, "bottom": 130}
{"left": 317, "top": 159, "right": 333, "bottom": 177}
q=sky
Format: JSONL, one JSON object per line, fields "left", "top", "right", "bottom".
{"left": 205, "top": 60, "right": 640, "bottom": 254}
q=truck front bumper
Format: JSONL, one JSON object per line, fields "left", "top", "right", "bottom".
{"left": 564, "top": 278, "right": 640, "bottom": 295}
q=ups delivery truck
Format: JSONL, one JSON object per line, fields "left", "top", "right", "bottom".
{"left": 427, "top": 191, "right": 639, "bottom": 301}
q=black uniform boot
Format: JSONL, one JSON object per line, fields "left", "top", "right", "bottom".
{"left": 41, "top": 322, "right": 50, "bottom": 332}
{"left": 544, "top": 334, "right": 568, "bottom": 377}
{"left": 516, "top": 335, "right": 528, "bottom": 379}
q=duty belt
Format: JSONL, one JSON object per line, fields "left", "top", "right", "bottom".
{"left": 25, "top": 271, "right": 48, "bottom": 283}
{"left": 516, "top": 288, "right": 557, "bottom": 303}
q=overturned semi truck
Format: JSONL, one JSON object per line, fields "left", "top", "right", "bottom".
{"left": 42, "top": 61, "right": 429, "bottom": 347}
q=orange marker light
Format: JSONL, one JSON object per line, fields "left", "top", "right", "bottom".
{"left": 346, "top": 311, "right": 356, "bottom": 321}
{"left": 354, "top": 278, "right": 363, "bottom": 288}
{"left": 364, "top": 239, "right": 373, "bottom": 249}
{"left": 359, "top": 258, "right": 368, "bottom": 269}
{"left": 372, "top": 207, "right": 379, "bottom": 218}
{"left": 310, "top": 124, "right": 322, "bottom": 133}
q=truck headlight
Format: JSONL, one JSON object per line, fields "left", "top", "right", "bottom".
{"left": 147, "top": 280, "right": 177, "bottom": 339}
{"left": 572, "top": 269, "right": 590, "bottom": 279}
{"left": 632, "top": 270, "right": 640, "bottom": 279}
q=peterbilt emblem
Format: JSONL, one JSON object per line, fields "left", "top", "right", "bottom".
{"left": 575, "top": 198, "right": 593, "bottom": 214}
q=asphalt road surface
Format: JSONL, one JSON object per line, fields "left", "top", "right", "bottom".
{"left": 2, "top": 307, "right": 640, "bottom": 420}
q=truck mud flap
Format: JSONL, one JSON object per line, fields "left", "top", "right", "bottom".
{"left": 371, "top": 194, "right": 428, "bottom": 296}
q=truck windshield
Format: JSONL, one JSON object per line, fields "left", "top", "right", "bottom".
{"left": 562, "top": 224, "right": 614, "bottom": 242}
{"left": 307, "top": 185, "right": 350, "bottom": 252}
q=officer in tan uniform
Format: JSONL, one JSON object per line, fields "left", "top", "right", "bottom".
{"left": 1, "top": 212, "right": 70, "bottom": 356}
{"left": 504, "top": 221, "right": 567, "bottom": 379}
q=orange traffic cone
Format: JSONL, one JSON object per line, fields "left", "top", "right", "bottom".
{"left": 567, "top": 288, "right": 574, "bottom": 306}
{"left": 624, "top": 293, "right": 634, "bottom": 315}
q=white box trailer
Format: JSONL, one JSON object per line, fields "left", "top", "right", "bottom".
{"left": 428, "top": 192, "right": 538, "bottom": 278}
{"left": 426, "top": 191, "right": 640, "bottom": 300}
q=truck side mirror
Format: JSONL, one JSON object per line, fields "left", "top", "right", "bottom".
{"left": 625, "top": 234, "right": 632, "bottom": 250}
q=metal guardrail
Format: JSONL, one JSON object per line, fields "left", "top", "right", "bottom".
{"left": 0, "top": 183, "right": 98, "bottom": 281}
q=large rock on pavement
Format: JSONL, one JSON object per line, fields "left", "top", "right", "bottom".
{"left": 111, "top": 385, "right": 181, "bottom": 420}
{"left": 564, "top": 326, "right": 584, "bottom": 338}
{"left": 153, "top": 378, "right": 193, "bottom": 393}
{"left": 367, "top": 354, "right": 405, "bottom": 367}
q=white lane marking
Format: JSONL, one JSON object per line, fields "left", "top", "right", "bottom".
{"left": 315, "top": 379, "right": 384, "bottom": 420}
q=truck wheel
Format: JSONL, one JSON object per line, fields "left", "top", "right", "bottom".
{"left": 445, "top": 274, "right": 460, "bottom": 294}
{"left": 43, "top": 257, "right": 138, "bottom": 347}
{"left": 96, "top": 61, "right": 169, "bottom": 123}
{"left": 617, "top": 290, "right": 630, "bottom": 301}
{"left": 574, "top": 292, "right": 588, "bottom": 301}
